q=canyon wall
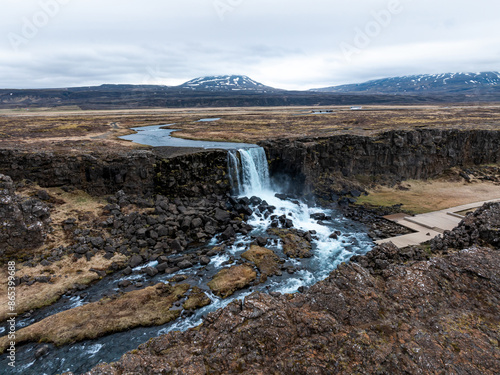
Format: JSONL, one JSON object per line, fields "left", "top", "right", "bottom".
{"left": 1, "top": 129, "right": 499, "bottom": 199}
{"left": 260, "top": 129, "right": 500, "bottom": 195}
{"left": 0, "top": 149, "right": 230, "bottom": 197}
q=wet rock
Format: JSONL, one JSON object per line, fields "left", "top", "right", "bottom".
{"left": 310, "top": 212, "right": 327, "bottom": 220}
{"left": 255, "top": 236, "right": 268, "bottom": 247}
{"left": 128, "top": 254, "right": 143, "bottom": 268}
{"left": 250, "top": 196, "right": 262, "bottom": 205}
{"left": 242, "top": 245, "right": 281, "bottom": 280}
{"left": 170, "top": 274, "right": 188, "bottom": 283}
{"left": 122, "top": 266, "right": 132, "bottom": 276}
{"left": 268, "top": 228, "right": 313, "bottom": 258}
{"left": 207, "top": 245, "right": 225, "bottom": 257}
{"left": 35, "top": 344, "right": 50, "bottom": 358}
{"left": 220, "top": 226, "right": 235, "bottom": 240}
{"left": 144, "top": 267, "right": 159, "bottom": 277}
{"left": 199, "top": 256, "right": 211, "bottom": 266}
{"left": 177, "top": 260, "right": 193, "bottom": 269}
{"left": 207, "top": 264, "right": 257, "bottom": 298}
{"left": 118, "top": 280, "right": 132, "bottom": 288}
{"left": 164, "top": 267, "right": 180, "bottom": 275}
{"left": 183, "top": 286, "right": 211, "bottom": 310}
{"left": 156, "top": 262, "right": 170, "bottom": 272}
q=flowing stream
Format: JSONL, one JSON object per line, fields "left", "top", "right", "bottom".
{"left": 1, "top": 146, "right": 373, "bottom": 375}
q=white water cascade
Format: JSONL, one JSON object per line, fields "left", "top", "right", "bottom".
{"left": 227, "top": 147, "right": 270, "bottom": 196}
{"left": 226, "top": 146, "right": 373, "bottom": 286}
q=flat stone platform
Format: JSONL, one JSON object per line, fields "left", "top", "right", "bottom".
{"left": 375, "top": 199, "right": 500, "bottom": 248}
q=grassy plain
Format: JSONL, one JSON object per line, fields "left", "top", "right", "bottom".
{"left": 1, "top": 105, "right": 499, "bottom": 152}
{"left": 355, "top": 179, "right": 500, "bottom": 214}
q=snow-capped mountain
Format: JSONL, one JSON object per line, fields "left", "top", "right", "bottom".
{"left": 312, "top": 72, "right": 500, "bottom": 94}
{"left": 178, "top": 75, "right": 276, "bottom": 92}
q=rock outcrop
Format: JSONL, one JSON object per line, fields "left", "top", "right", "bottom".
{"left": 0, "top": 148, "right": 230, "bottom": 197}
{"left": 83, "top": 203, "right": 500, "bottom": 375}
{"left": 261, "top": 129, "right": 500, "bottom": 195}
{"left": 0, "top": 174, "right": 50, "bottom": 254}
{"left": 431, "top": 201, "right": 500, "bottom": 250}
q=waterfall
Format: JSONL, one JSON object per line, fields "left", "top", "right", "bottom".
{"left": 227, "top": 147, "right": 270, "bottom": 196}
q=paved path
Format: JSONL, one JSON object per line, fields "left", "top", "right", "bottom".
{"left": 375, "top": 199, "right": 500, "bottom": 248}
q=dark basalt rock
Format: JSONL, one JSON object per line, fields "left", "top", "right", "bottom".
{"left": 261, "top": 129, "right": 500, "bottom": 196}
{"left": 0, "top": 174, "right": 51, "bottom": 254}
{"left": 431, "top": 202, "right": 500, "bottom": 250}
{"left": 85, "top": 204, "right": 500, "bottom": 375}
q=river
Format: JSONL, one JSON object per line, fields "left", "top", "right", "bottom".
{"left": 1, "top": 130, "right": 373, "bottom": 375}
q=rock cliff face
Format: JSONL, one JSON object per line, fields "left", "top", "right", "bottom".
{"left": 84, "top": 203, "right": 500, "bottom": 375}
{"left": 260, "top": 129, "right": 500, "bottom": 195}
{"left": 0, "top": 149, "right": 156, "bottom": 196}
{"left": 0, "top": 148, "right": 230, "bottom": 198}
{"left": 154, "top": 150, "right": 230, "bottom": 198}
{"left": 2, "top": 129, "right": 499, "bottom": 200}
{"left": 0, "top": 174, "right": 50, "bottom": 254}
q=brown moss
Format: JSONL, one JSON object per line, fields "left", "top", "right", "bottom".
{"left": 241, "top": 245, "right": 281, "bottom": 279}
{"left": 207, "top": 265, "right": 257, "bottom": 298}
{"left": 183, "top": 286, "right": 211, "bottom": 310}
{"left": 0, "top": 283, "right": 189, "bottom": 352}
{"left": 0, "top": 252, "right": 127, "bottom": 322}
{"left": 268, "top": 229, "right": 312, "bottom": 258}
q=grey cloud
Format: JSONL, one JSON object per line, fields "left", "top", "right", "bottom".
{"left": 0, "top": 0, "right": 499, "bottom": 89}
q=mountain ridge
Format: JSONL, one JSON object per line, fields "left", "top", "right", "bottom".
{"left": 178, "top": 75, "right": 278, "bottom": 92}
{"left": 312, "top": 71, "right": 500, "bottom": 94}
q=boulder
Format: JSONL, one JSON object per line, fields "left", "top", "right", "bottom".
{"left": 207, "top": 265, "right": 257, "bottom": 298}
{"left": 128, "top": 254, "right": 143, "bottom": 268}
{"left": 241, "top": 246, "right": 281, "bottom": 280}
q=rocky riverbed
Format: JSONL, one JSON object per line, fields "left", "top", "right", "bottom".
{"left": 82, "top": 202, "right": 500, "bottom": 375}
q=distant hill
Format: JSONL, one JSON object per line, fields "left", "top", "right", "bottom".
{"left": 1, "top": 72, "right": 500, "bottom": 110}
{"left": 178, "top": 75, "right": 278, "bottom": 92}
{"left": 312, "top": 72, "right": 500, "bottom": 95}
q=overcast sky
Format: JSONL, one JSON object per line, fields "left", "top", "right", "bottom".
{"left": 1, "top": 0, "right": 499, "bottom": 89}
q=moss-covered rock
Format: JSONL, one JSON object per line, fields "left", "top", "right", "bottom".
{"left": 207, "top": 265, "right": 257, "bottom": 298}
{"left": 183, "top": 286, "right": 211, "bottom": 310}
{"left": 242, "top": 245, "right": 281, "bottom": 282}
{"left": 268, "top": 228, "right": 312, "bottom": 258}
{"left": 0, "top": 283, "right": 190, "bottom": 352}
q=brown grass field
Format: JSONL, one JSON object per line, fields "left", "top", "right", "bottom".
{"left": 355, "top": 179, "right": 500, "bottom": 214}
{"left": 0, "top": 104, "right": 499, "bottom": 151}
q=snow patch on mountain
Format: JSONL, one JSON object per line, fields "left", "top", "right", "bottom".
{"left": 178, "top": 75, "right": 275, "bottom": 92}
{"left": 312, "top": 72, "right": 500, "bottom": 94}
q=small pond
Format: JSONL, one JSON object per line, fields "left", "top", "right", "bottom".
{"left": 120, "top": 124, "right": 257, "bottom": 149}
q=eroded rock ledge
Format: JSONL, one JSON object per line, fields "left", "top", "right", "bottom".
{"left": 261, "top": 129, "right": 500, "bottom": 195}
{"left": 82, "top": 203, "right": 500, "bottom": 375}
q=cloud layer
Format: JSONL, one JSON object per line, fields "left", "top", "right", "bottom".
{"left": 1, "top": 0, "right": 499, "bottom": 89}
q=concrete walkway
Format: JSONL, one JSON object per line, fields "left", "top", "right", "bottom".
{"left": 375, "top": 199, "right": 500, "bottom": 248}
